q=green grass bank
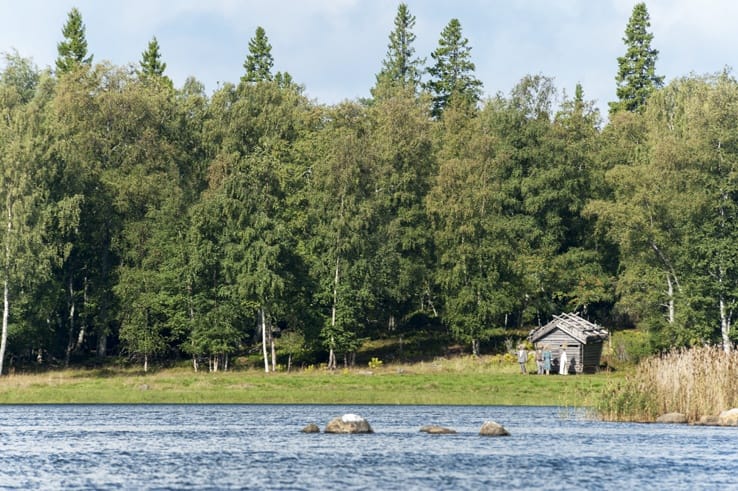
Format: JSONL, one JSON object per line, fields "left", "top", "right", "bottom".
{"left": 0, "top": 357, "right": 620, "bottom": 406}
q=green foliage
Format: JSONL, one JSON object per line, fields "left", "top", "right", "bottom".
{"left": 372, "top": 3, "right": 424, "bottom": 98}
{"left": 426, "top": 18, "right": 482, "bottom": 118}
{"left": 139, "top": 36, "right": 169, "bottom": 82}
{"left": 609, "top": 2, "right": 664, "bottom": 114}
{"left": 1, "top": 51, "right": 40, "bottom": 104}
{"left": 242, "top": 26, "right": 274, "bottom": 83}
{"left": 55, "top": 8, "right": 93, "bottom": 74}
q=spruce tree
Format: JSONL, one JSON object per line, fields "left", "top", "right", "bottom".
{"left": 426, "top": 18, "right": 482, "bottom": 118}
{"left": 242, "top": 26, "right": 274, "bottom": 83}
{"left": 139, "top": 36, "right": 167, "bottom": 78}
{"left": 610, "top": 2, "right": 664, "bottom": 114}
{"left": 55, "top": 8, "right": 93, "bottom": 74}
{"left": 372, "top": 3, "right": 424, "bottom": 98}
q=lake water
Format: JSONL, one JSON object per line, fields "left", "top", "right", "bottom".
{"left": 0, "top": 404, "right": 735, "bottom": 490}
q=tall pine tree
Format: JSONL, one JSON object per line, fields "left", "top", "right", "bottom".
{"left": 55, "top": 8, "right": 93, "bottom": 75}
{"left": 609, "top": 2, "right": 664, "bottom": 114}
{"left": 242, "top": 26, "right": 274, "bottom": 83}
{"left": 139, "top": 36, "right": 167, "bottom": 78}
{"left": 372, "top": 3, "right": 424, "bottom": 98}
{"left": 426, "top": 18, "right": 482, "bottom": 118}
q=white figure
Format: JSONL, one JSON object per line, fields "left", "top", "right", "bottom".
{"left": 559, "top": 347, "right": 568, "bottom": 375}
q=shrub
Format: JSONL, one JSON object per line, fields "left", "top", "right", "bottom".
{"left": 368, "top": 357, "right": 383, "bottom": 370}
{"left": 602, "top": 329, "right": 652, "bottom": 367}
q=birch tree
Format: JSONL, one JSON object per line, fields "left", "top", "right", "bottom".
{"left": 368, "top": 88, "right": 436, "bottom": 331}
{"left": 306, "top": 103, "right": 375, "bottom": 368}
{"left": 646, "top": 74, "right": 738, "bottom": 351}
{"left": 427, "top": 101, "right": 521, "bottom": 354}
{"left": 0, "top": 58, "right": 51, "bottom": 374}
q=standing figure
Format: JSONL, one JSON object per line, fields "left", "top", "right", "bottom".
{"left": 517, "top": 345, "right": 528, "bottom": 374}
{"left": 535, "top": 346, "right": 544, "bottom": 374}
{"left": 559, "top": 345, "right": 568, "bottom": 375}
{"left": 542, "top": 345, "right": 552, "bottom": 375}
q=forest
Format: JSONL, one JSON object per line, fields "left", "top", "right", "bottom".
{"left": 1, "top": 3, "right": 737, "bottom": 375}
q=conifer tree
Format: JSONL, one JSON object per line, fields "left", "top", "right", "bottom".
{"left": 610, "top": 2, "right": 664, "bottom": 114}
{"left": 242, "top": 26, "right": 274, "bottom": 83}
{"left": 426, "top": 18, "right": 482, "bottom": 118}
{"left": 55, "top": 8, "right": 93, "bottom": 74}
{"left": 139, "top": 36, "right": 167, "bottom": 78}
{"left": 372, "top": 3, "right": 424, "bottom": 98}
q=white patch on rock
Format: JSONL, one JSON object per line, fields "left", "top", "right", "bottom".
{"left": 341, "top": 413, "right": 364, "bottom": 423}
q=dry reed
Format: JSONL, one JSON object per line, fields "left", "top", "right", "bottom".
{"left": 597, "top": 346, "right": 738, "bottom": 422}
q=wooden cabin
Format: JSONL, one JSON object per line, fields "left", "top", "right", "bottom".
{"left": 528, "top": 313, "right": 609, "bottom": 374}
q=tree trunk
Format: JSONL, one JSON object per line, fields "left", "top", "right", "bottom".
{"left": 720, "top": 296, "right": 731, "bottom": 352}
{"left": 270, "top": 332, "right": 276, "bottom": 372}
{"left": 65, "top": 277, "right": 75, "bottom": 367}
{"left": 328, "top": 256, "right": 340, "bottom": 371}
{"left": 261, "top": 307, "right": 269, "bottom": 373}
{"left": 328, "top": 335, "right": 336, "bottom": 371}
{"left": 666, "top": 274, "right": 675, "bottom": 325}
{"left": 97, "top": 335, "right": 107, "bottom": 360}
{"left": 75, "top": 276, "right": 89, "bottom": 351}
{"left": 0, "top": 278, "right": 8, "bottom": 376}
{"left": 96, "top": 228, "right": 112, "bottom": 360}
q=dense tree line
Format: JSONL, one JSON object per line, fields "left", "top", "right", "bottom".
{"left": 0, "top": 3, "right": 737, "bottom": 373}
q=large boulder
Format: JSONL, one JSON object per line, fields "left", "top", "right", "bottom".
{"left": 718, "top": 408, "right": 738, "bottom": 426}
{"left": 656, "top": 412, "right": 687, "bottom": 424}
{"left": 419, "top": 425, "right": 457, "bottom": 434}
{"left": 324, "top": 414, "right": 374, "bottom": 434}
{"left": 479, "top": 421, "right": 510, "bottom": 436}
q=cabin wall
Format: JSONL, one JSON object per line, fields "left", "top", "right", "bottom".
{"left": 533, "top": 329, "right": 580, "bottom": 372}
{"left": 581, "top": 341, "right": 604, "bottom": 373}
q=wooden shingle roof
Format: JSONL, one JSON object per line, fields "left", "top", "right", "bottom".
{"left": 528, "top": 312, "right": 609, "bottom": 345}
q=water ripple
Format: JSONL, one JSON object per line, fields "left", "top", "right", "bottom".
{"left": 0, "top": 404, "right": 735, "bottom": 490}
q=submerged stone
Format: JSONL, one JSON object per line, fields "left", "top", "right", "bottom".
{"left": 419, "top": 425, "right": 457, "bottom": 434}
{"left": 301, "top": 423, "right": 320, "bottom": 433}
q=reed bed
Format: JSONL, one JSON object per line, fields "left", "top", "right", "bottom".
{"left": 597, "top": 346, "right": 738, "bottom": 422}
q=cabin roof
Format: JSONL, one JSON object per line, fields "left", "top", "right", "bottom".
{"left": 528, "top": 312, "right": 609, "bottom": 345}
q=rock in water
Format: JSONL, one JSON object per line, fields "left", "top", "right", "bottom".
{"left": 718, "top": 408, "right": 738, "bottom": 426}
{"left": 324, "top": 414, "right": 374, "bottom": 434}
{"left": 479, "top": 421, "right": 510, "bottom": 436}
{"left": 301, "top": 423, "right": 320, "bottom": 433}
{"left": 656, "top": 412, "right": 687, "bottom": 424}
{"left": 419, "top": 425, "right": 457, "bottom": 434}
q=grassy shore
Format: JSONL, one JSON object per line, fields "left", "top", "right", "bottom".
{"left": 0, "top": 357, "right": 620, "bottom": 406}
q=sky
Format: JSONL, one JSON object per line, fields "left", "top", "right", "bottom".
{"left": 1, "top": 0, "right": 738, "bottom": 116}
